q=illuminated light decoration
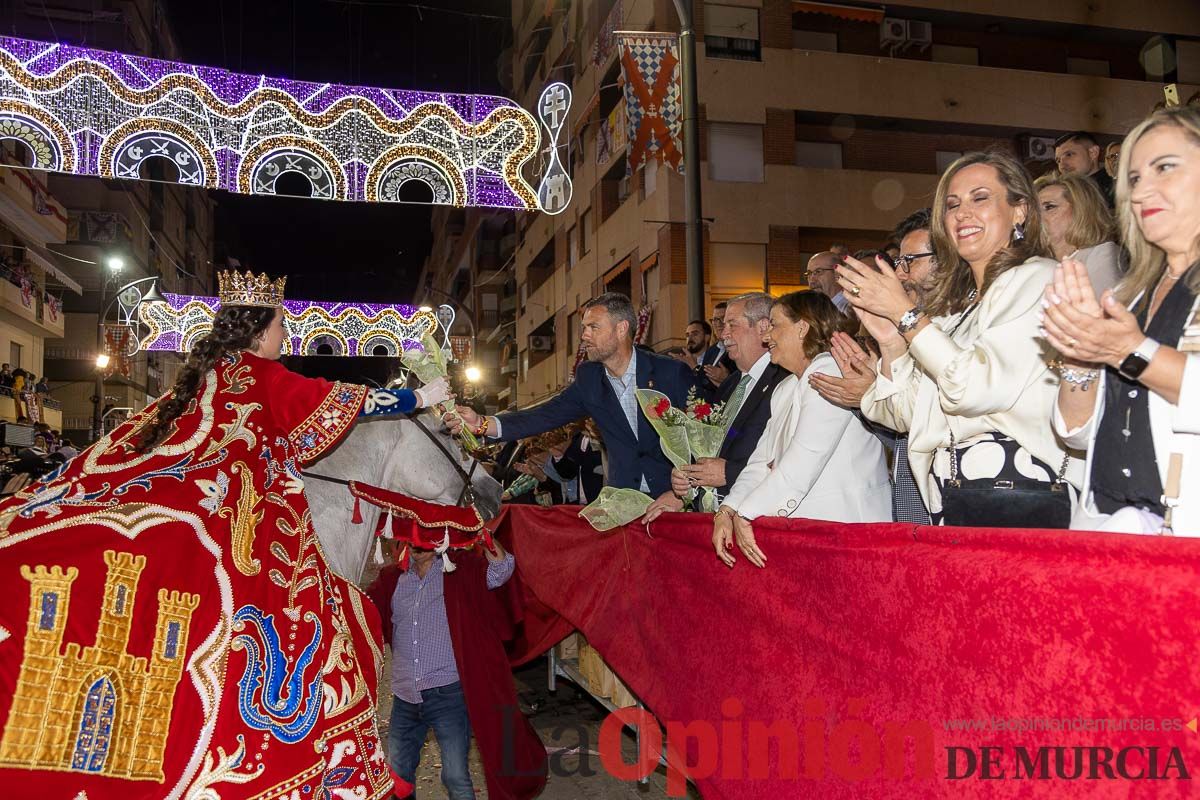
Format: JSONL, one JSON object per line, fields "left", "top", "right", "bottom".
{"left": 0, "top": 36, "right": 545, "bottom": 209}
{"left": 535, "top": 82, "right": 573, "bottom": 215}
{"left": 139, "top": 294, "right": 439, "bottom": 357}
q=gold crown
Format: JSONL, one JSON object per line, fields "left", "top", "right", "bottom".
{"left": 217, "top": 270, "right": 286, "bottom": 308}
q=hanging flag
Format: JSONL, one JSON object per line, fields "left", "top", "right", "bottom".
{"left": 618, "top": 33, "right": 684, "bottom": 175}
{"left": 592, "top": 0, "right": 623, "bottom": 66}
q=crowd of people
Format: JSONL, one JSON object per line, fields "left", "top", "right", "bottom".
{"left": 451, "top": 104, "right": 1200, "bottom": 558}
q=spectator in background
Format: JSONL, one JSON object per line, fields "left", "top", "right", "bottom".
{"left": 848, "top": 150, "right": 1078, "bottom": 526}
{"left": 446, "top": 292, "right": 696, "bottom": 496}
{"left": 805, "top": 251, "right": 850, "bottom": 314}
{"left": 700, "top": 302, "right": 735, "bottom": 389}
{"left": 55, "top": 439, "right": 78, "bottom": 461}
{"left": 811, "top": 208, "right": 936, "bottom": 525}
{"left": 677, "top": 319, "right": 712, "bottom": 368}
{"left": 1104, "top": 142, "right": 1121, "bottom": 179}
{"left": 712, "top": 291, "right": 891, "bottom": 567}
{"left": 884, "top": 241, "right": 901, "bottom": 263}
{"left": 34, "top": 375, "right": 48, "bottom": 395}
{"left": 1054, "top": 131, "right": 1115, "bottom": 207}
{"left": 1035, "top": 171, "right": 1124, "bottom": 294}
{"left": 0, "top": 363, "right": 11, "bottom": 389}
{"left": 830, "top": 243, "right": 850, "bottom": 257}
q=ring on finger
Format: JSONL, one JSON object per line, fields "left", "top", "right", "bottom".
{"left": 849, "top": 286, "right": 862, "bottom": 297}
{"left": 1067, "top": 337, "right": 1078, "bottom": 347}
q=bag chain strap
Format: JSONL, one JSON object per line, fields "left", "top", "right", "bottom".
{"left": 948, "top": 430, "right": 1070, "bottom": 485}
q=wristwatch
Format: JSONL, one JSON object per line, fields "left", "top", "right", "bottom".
{"left": 1118, "top": 337, "right": 1160, "bottom": 381}
{"left": 896, "top": 307, "right": 924, "bottom": 335}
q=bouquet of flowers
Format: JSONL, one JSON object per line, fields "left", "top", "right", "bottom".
{"left": 400, "top": 334, "right": 480, "bottom": 451}
{"left": 636, "top": 387, "right": 733, "bottom": 512}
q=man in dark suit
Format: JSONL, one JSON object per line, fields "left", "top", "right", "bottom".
{"left": 642, "top": 292, "right": 789, "bottom": 521}
{"left": 445, "top": 293, "right": 696, "bottom": 496}
{"left": 1054, "top": 131, "right": 1114, "bottom": 208}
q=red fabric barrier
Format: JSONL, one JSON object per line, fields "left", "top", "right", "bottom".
{"left": 494, "top": 506, "right": 1200, "bottom": 798}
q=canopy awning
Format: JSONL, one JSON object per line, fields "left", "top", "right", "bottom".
{"left": 25, "top": 245, "right": 82, "bottom": 295}
{"left": 792, "top": 1, "right": 885, "bottom": 24}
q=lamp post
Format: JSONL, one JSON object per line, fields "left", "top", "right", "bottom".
{"left": 92, "top": 270, "right": 165, "bottom": 442}
{"left": 670, "top": 0, "right": 705, "bottom": 322}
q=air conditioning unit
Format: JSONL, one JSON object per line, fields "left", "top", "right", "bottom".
{"left": 907, "top": 20, "right": 932, "bottom": 51}
{"left": 1020, "top": 135, "right": 1058, "bottom": 161}
{"left": 529, "top": 335, "right": 554, "bottom": 352}
{"left": 880, "top": 18, "right": 908, "bottom": 51}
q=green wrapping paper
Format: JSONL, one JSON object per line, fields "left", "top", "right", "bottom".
{"left": 578, "top": 486, "right": 654, "bottom": 531}
{"left": 400, "top": 333, "right": 480, "bottom": 451}
{"left": 634, "top": 389, "right": 690, "bottom": 467}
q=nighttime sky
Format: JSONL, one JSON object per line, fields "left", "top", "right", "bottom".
{"left": 164, "top": 0, "right": 513, "bottom": 382}
{"left": 165, "top": 0, "right": 512, "bottom": 303}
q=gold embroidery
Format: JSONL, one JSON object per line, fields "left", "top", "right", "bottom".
{"left": 0, "top": 551, "right": 199, "bottom": 781}
{"left": 224, "top": 363, "right": 255, "bottom": 395}
{"left": 201, "top": 402, "right": 262, "bottom": 459}
{"left": 182, "top": 736, "right": 262, "bottom": 799}
{"left": 222, "top": 462, "right": 264, "bottom": 576}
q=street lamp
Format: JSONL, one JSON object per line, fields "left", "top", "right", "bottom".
{"left": 464, "top": 365, "right": 482, "bottom": 384}
{"left": 92, "top": 273, "right": 166, "bottom": 442}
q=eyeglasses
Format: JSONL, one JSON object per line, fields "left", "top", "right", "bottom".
{"left": 894, "top": 252, "right": 935, "bottom": 272}
{"left": 804, "top": 267, "right": 835, "bottom": 280}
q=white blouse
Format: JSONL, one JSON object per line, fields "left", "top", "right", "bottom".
{"left": 723, "top": 354, "right": 891, "bottom": 522}
{"left": 862, "top": 257, "right": 1081, "bottom": 514}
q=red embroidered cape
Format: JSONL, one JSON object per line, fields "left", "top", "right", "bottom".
{"left": 0, "top": 352, "right": 395, "bottom": 799}
{"left": 367, "top": 554, "right": 548, "bottom": 800}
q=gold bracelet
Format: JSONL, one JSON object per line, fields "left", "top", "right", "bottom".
{"left": 716, "top": 506, "right": 737, "bottom": 519}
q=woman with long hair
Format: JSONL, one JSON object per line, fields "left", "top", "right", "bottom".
{"left": 1043, "top": 106, "right": 1200, "bottom": 533}
{"left": 0, "top": 271, "right": 449, "bottom": 799}
{"left": 712, "top": 291, "right": 891, "bottom": 567}
{"left": 1034, "top": 171, "right": 1123, "bottom": 293}
{"left": 842, "top": 150, "right": 1079, "bottom": 525}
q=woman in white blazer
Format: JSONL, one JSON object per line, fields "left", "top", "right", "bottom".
{"left": 845, "top": 150, "right": 1080, "bottom": 524}
{"left": 713, "top": 291, "right": 891, "bottom": 567}
{"left": 1042, "top": 106, "right": 1200, "bottom": 534}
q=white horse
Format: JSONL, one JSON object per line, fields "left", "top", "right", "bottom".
{"left": 305, "top": 412, "right": 502, "bottom": 584}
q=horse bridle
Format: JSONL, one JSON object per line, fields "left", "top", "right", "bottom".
{"left": 302, "top": 411, "right": 480, "bottom": 507}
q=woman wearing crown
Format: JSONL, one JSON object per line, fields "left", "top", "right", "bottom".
{"left": 0, "top": 271, "right": 450, "bottom": 799}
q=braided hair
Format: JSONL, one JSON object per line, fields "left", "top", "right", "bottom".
{"left": 135, "top": 304, "right": 278, "bottom": 452}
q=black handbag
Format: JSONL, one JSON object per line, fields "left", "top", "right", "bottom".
{"left": 939, "top": 433, "right": 1072, "bottom": 529}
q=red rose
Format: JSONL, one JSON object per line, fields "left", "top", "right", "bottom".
{"left": 693, "top": 403, "right": 712, "bottom": 419}
{"left": 653, "top": 398, "right": 672, "bottom": 418}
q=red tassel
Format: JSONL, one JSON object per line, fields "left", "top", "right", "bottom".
{"left": 351, "top": 496, "right": 363, "bottom": 524}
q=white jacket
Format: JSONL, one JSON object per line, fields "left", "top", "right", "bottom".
{"left": 862, "top": 258, "right": 1082, "bottom": 514}
{"left": 723, "top": 354, "right": 891, "bottom": 522}
{"left": 1054, "top": 351, "right": 1200, "bottom": 535}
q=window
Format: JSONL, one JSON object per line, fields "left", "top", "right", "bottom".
{"left": 792, "top": 30, "right": 837, "bottom": 52}
{"left": 931, "top": 44, "right": 978, "bottom": 66}
{"left": 709, "top": 123, "right": 764, "bottom": 183}
{"left": 10, "top": 342, "right": 21, "bottom": 369}
{"left": 568, "top": 225, "right": 579, "bottom": 268}
{"left": 936, "top": 150, "right": 963, "bottom": 173}
{"left": 1067, "top": 57, "right": 1110, "bottom": 77}
{"left": 580, "top": 209, "right": 592, "bottom": 254}
{"left": 39, "top": 592, "right": 57, "bottom": 630}
{"left": 164, "top": 621, "right": 181, "bottom": 659}
{"left": 704, "top": 4, "right": 760, "bottom": 61}
{"left": 114, "top": 584, "right": 127, "bottom": 616}
{"left": 794, "top": 141, "right": 843, "bottom": 169}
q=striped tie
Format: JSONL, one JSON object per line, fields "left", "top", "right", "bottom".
{"left": 723, "top": 374, "right": 753, "bottom": 425}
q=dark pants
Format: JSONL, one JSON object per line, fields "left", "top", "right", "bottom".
{"left": 388, "top": 682, "right": 474, "bottom": 800}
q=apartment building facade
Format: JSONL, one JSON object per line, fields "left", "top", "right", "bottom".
{"left": 0, "top": 0, "right": 217, "bottom": 442}
{"left": 442, "top": 0, "right": 1194, "bottom": 410}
